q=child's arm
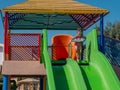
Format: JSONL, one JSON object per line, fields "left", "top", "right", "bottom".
{"left": 70, "top": 36, "right": 76, "bottom": 42}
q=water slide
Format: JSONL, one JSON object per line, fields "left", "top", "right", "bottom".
{"left": 42, "top": 29, "right": 120, "bottom": 90}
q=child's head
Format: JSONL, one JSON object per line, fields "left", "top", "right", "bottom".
{"left": 77, "top": 28, "right": 82, "bottom": 36}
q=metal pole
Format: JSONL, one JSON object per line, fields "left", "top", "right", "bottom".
{"left": 100, "top": 14, "right": 104, "bottom": 53}
{"left": 40, "top": 76, "right": 44, "bottom": 90}
{"left": 4, "top": 12, "right": 9, "bottom": 60}
{"left": 3, "top": 12, "right": 10, "bottom": 90}
{"left": 3, "top": 75, "right": 8, "bottom": 90}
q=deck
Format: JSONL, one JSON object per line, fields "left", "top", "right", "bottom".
{"left": 2, "top": 61, "right": 46, "bottom": 76}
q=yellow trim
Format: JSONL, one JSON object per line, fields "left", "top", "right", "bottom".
{"left": 3, "top": 9, "right": 109, "bottom": 14}
{"left": 2, "top": 0, "right": 109, "bottom": 14}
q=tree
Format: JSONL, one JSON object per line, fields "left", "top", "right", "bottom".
{"left": 95, "top": 21, "right": 120, "bottom": 40}
{"left": 95, "top": 25, "right": 100, "bottom": 35}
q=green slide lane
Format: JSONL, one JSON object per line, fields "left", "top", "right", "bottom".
{"left": 42, "top": 29, "right": 87, "bottom": 90}
{"left": 42, "top": 29, "right": 120, "bottom": 90}
{"left": 52, "top": 59, "right": 87, "bottom": 90}
{"left": 80, "top": 29, "right": 120, "bottom": 90}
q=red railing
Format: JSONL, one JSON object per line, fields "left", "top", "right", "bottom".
{"left": 8, "top": 34, "right": 41, "bottom": 61}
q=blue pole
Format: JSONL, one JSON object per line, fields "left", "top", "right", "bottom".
{"left": 100, "top": 14, "right": 104, "bottom": 53}
{"left": 3, "top": 75, "right": 8, "bottom": 90}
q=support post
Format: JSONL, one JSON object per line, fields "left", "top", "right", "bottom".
{"left": 100, "top": 14, "right": 104, "bottom": 53}
{"left": 4, "top": 12, "right": 9, "bottom": 60}
{"left": 43, "top": 76, "right": 47, "bottom": 90}
{"left": 40, "top": 76, "right": 47, "bottom": 90}
{"left": 3, "top": 75, "right": 8, "bottom": 90}
{"left": 38, "top": 34, "right": 40, "bottom": 61}
{"left": 40, "top": 76, "right": 44, "bottom": 90}
{"left": 4, "top": 12, "right": 11, "bottom": 90}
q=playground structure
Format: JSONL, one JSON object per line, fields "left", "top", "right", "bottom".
{"left": 0, "top": 0, "right": 120, "bottom": 90}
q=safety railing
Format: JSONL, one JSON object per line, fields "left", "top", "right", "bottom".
{"left": 104, "top": 36, "right": 120, "bottom": 66}
{"left": 8, "top": 34, "right": 41, "bottom": 61}
{"left": 48, "top": 45, "right": 86, "bottom": 61}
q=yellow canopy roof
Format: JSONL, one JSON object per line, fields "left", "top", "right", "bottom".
{"left": 3, "top": 0, "right": 109, "bottom": 14}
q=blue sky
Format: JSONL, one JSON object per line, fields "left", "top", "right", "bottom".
{"left": 0, "top": 0, "right": 120, "bottom": 44}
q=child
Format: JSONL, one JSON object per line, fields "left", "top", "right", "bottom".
{"left": 70, "top": 28, "right": 86, "bottom": 61}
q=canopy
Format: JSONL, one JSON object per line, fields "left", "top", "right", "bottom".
{"left": 3, "top": 0, "right": 108, "bottom": 14}
{"left": 2, "top": 0, "right": 109, "bottom": 30}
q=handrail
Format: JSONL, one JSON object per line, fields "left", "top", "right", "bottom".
{"left": 42, "top": 29, "right": 56, "bottom": 90}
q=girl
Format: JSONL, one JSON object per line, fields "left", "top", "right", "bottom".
{"left": 71, "top": 28, "right": 86, "bottom": 61}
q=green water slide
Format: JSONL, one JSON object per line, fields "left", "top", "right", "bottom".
{"left": 42, "top": 29, "right": 120, "bottom": 90}
{"left": 80, "top": 29, "right": 120, "bottom": 90}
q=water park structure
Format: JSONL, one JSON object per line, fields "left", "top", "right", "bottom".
{"left": 0, "top": 0, "right": 120, "bottom": 90}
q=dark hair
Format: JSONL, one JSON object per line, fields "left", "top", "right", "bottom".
{"left": 77, "top": 27, "right": 82, "bottom": 30}
{"left": 77, "top": 28, "right": 82, "bottom": 32}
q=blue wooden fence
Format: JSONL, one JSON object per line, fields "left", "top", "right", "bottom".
{"left": 98, "top": 36, "right": 120, "bottom": 66}
{"left": 104, "top": 37, "right": 120, "bottom": 66}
